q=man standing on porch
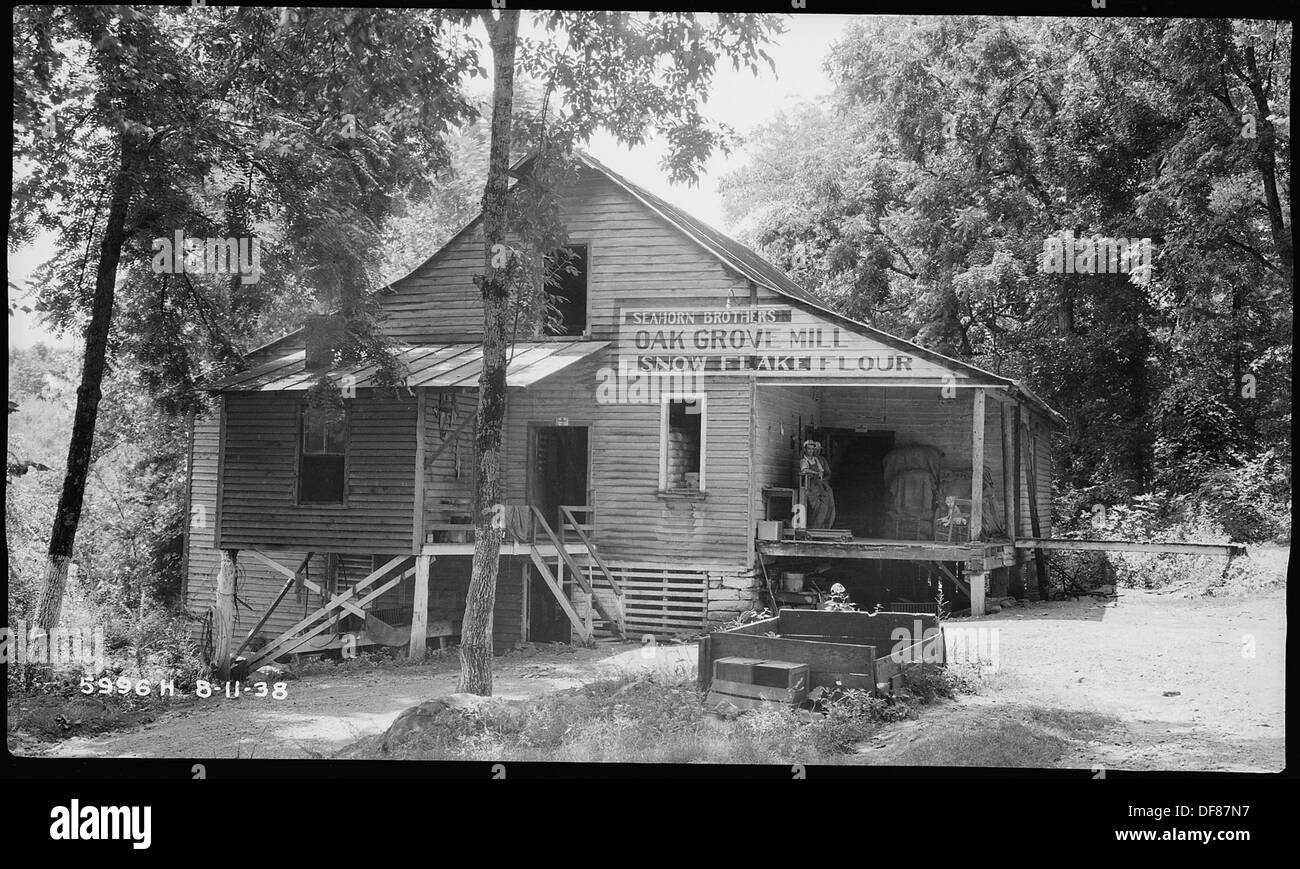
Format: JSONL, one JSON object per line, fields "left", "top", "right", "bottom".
{"left": 800, "top": 440, "right": 836, "bottom": 530}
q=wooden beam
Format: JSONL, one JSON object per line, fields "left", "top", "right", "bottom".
{"left": 232, "top": 551, "right": 312, "bottom": 662}
{"left": 1022, "top": 418, "right": 1050, "bottom": 599}
{"left": 245, "top": 556, "right": 412, "bottom": 669}
{"left": 969, "top": 570, "right": 987, "bottom": 617}
{"left": 757, "top": 539, "right": 978, "bottom": 561}
{"left": 214, "top": 549, "right": 238, "bottom": 679}
{"left": 1000, "top": 404, "right": 1015, "bottom": 539}
{"left": 970, "top": 389, "right": 985, "bottom": 540}
{"left": 526, "top": 545, "right": 592, "bottom": 643}
{"left": 532, "top": 506, "right": 624, "bottom": 637}
{"left": 246, "top": 550, "right": 364, "bottom": 618}
{"left": 256, "top": 571, "right": 409, "bottom": 666}
{"left": 559, "top": 505, "right": 622, "bottom": 596}
{"left": 926, "top": 560, "right": 971, "bottom": 597}
{"left": 213, "top": 394, "right": 227, "bottom": 549}
{"left": 1015, "top": 538, "right": 1247, "bottom": 556}
{"left": 412, "top": 388, "right": 426, "bottom": 553}
{"left": 421, "top": 408, "right": 473, "bottom": 470}
{"left": 1012, "top": 404, "right": 1023, "bottom": 540}
{"left": 409, "top": 554, "right": 432, "bottom": 658}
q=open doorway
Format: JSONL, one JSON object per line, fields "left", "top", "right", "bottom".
{"left": 527, "top": 425, "right": 589, "bottom": 642}
{"left": 811, "top": 428, "right": 895, "bottom": 537}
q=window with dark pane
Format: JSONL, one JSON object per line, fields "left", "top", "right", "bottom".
{"left": 666, "top": 398, "right": 702, "bottom": 488}
{"left": 544, "top": 243, "right": 588, "bottom": 337}
{"left": 300, "top": 405, "right": 346, "bottom": 503}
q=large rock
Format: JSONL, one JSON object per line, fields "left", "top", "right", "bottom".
{"left": 380, "top": 694, "right": 534, "bottom": 754}
{"left": 381, "top": 694, "right": 486, "bottom": 753}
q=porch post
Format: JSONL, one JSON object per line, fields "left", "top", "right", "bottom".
{"left": 214, "top": 548, "right": 238, "bottom": 678}
{"left": 970, "top": 388, "right": 985, "bottom": 541}
{"left": 970, "top": 569, "right": 987, "bottom": 619}
{"left": 970, "top": 389, "right": 985, "bottom": 617}
{"left": 1000, "top": 402, "right": 1021, "bottom": 597}
{"left": 409, "top": 555, "right": 433, "bottom": 658}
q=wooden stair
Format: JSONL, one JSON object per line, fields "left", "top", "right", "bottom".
{"left": 527, "top": 506, "right": 625, "bottom": 641}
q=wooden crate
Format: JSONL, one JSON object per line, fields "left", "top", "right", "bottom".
{"left": 698, "top": 610, "right": 944, "bottom": 697}
{"left": 706, "top": 657, "right": 809, "bottom": 711}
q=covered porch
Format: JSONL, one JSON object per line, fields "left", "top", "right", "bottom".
{"left": 752, "top": 379, "right": 1060, "bottom": 616}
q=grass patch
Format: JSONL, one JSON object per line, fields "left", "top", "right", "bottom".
{"left": 361, "top": 662, "right": 984, "bottom": 764}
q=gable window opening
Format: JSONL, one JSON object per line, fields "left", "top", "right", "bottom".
{"left": 543, "top": 243, "right": 588, "bottom": 337}
{"left": 300, "top": 404, "right": 347, "bottom": 504}
{"left": 660, "top": 394, "right": 706, "bottom": 492}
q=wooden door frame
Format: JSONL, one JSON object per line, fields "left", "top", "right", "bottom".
{"left": 524, "top": 421, "right": 593, "bottom": 643}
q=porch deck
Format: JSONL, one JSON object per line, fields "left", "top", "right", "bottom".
{"left": 757, "top": 536, "right": 1016, "bottom": 569}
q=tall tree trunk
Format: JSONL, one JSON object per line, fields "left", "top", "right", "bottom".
{"left": 458, "top": 8, "right": 519, "bottom": 696}
{"left": 1240, "top": 43, "right": 1293, "bottom": 284}
{"left": 35, "top": 141, "right": 136, "bottom": 632}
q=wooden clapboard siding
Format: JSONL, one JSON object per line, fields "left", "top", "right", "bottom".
{"left": 378, "top": 169, "right": 765, "bottom": 344}
{"left": 502, "top": 349, "right": 756, "bottom": 564}
{"left": 421, "top": 388, "right": 477, "bottom": 543}
{"left": 751, "top": 384, "right": 819, "bottom": 523}
{"left": 1026, "top": 408, "right": 1054, "bottom": 538}
{"left": 783, "top": 386, "right": 1024, "bottom": 538}
{"left": 217, "top": 392, "right": 417, "bottom": 554}
{"left": 182, "top": 411, "right": 221, "bottom": 638}
{"left": 183, "top": 395, "right": 329, "bottom": 647}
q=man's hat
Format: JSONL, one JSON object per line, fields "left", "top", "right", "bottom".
{"left": 802, "top": 439, "right": 821, "bottom": 449}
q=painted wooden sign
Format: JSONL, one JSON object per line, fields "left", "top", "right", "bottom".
{"left": 617, "top": 306, "right": 962, "bottom": 380}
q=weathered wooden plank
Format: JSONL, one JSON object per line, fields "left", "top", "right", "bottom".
{"left": 708, "top": 679, "right": 807, "bottom": 704}
{"left": 1015, "top": 538, "right": 1247, "bottom": 556}
{"left": 970, "top": 388, "right": 985, "bottom": 542}
{"left": 757, "top": 540, "right": 978, "bottom": 561}
{"left": 707, "top": 633, "right": 877, "bottom": 692}
{"left": 409, "top": 555, "right": 431, "bottom": 658}
{"left": 527, "top": 546, "right": 592, "bottom": 643}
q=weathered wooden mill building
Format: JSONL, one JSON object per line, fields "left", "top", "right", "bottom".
{"left": 182, "top": 152, "right": 1064, "bottom": 672}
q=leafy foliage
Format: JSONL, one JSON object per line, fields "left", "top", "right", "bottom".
{"left": 721, "top": 17, "right": 1291, "bottom": 505}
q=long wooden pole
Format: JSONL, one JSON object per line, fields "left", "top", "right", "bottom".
{"left": 969, "top": 390, "right": 986, "bottom": 616}
{"left": 214, "top": 549, "right": 238, "bottom": 678}
{"left": 1000, "top": 403, "right": 1020, "bottom": 598}
{"left": 232, "top": 552, "right": 313, "bottom": 662}
{"left": 409, "top": 555, "right": 432, "bottom": 658}
{"left": 1023, "top": 418, "right": 1050, "bottom": 599}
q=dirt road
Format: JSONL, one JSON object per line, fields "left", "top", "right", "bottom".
{"left": 860, "top": 588, "right": 1286, "bottom": 771}
{"left": 33, "top": 642, "right": 696, "bottom": 760}
{"left": 26, "top": 589, "right": 1285, "bottom": 770}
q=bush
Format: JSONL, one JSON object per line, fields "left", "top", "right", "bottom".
{"left": 1052, "top": 484, "right": 1288, "bottom": 594}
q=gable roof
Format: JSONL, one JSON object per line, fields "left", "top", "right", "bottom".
{"left": 571, "top": 153, "right": 1064, "bottom": 425}
{"left": 222, "top": 150, "right": 1064, "bottom": 425}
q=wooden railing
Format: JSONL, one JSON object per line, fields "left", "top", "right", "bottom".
{"left": 525, "top": 506, "right": 625, "bottom": 640}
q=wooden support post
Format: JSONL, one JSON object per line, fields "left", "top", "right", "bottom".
{"left": 520, "top": 559, "right": 529, "bottom": 645}
{"left": 412, "top": 389, "right": 426, "bottom": 553}
{"left": 409, "top": 555, "right": 432, "bottom": 658}
{"left": 1023, "top": 417, "right": 1050, "bottom": 600}
{"left": 214, "top": 549, "right": 238, "bottom": 678}
{"left": 1000, "top": 404, "right": 1015, "bottom": 538}
{"left": 970, "top": 570, "right": 987, "bottom": 618}
{"left": 1013, "top": 405, "right": 1025, "bottom": 593}
{"left": 1000, "top": 404, "right": 1022, "bottom": 598}
{"left": 970, "top": 389, "right": 985, "bottom": 541}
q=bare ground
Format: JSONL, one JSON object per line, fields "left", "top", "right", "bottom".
{"left": 20, "top": 588, "right": 1286, "bottom": 770}
{"left": 857, "top": 588, "right": 1286, "bottom": 771}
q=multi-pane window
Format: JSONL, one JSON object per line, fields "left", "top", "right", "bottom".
{"left": 299, "top": 406, "right": 347, "bottom": 503}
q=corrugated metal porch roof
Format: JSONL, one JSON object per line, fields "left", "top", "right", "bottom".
{"left": 209, "top": 340, "right": 608, "bottom": 392}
